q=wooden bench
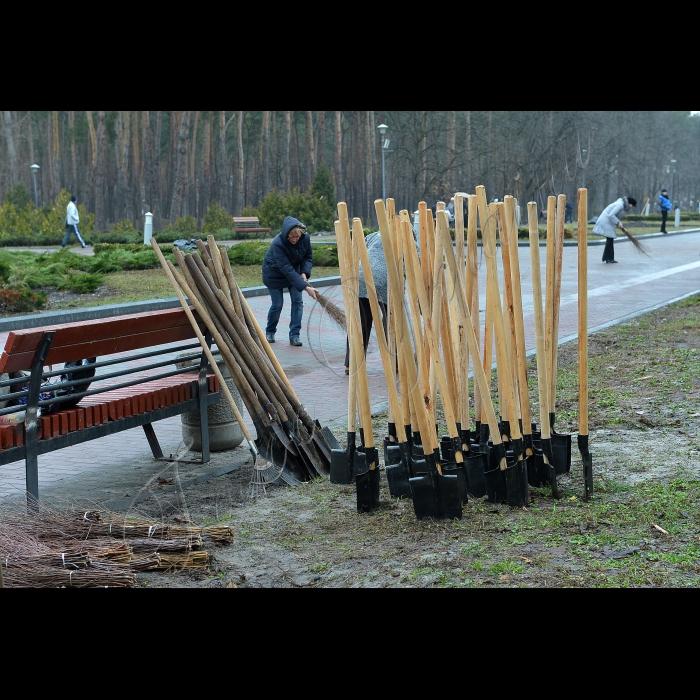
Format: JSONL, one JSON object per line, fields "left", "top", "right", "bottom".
{"left": 232, "top": 216, "right": 271, "bottom": 235}
{"left": 0, "top": 307, "right": 222, "bottom": 501}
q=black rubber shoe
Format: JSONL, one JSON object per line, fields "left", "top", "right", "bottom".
{"left": 290, "top": 337, "right": 303, "bottom": 346}
{"left": 266, "top": 334, "right": 275, "bottom": 343}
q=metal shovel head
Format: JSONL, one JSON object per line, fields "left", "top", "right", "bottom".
{"left": 409, "top": 451, "right": 462, "bottom": 520}
{"left": 478, "top": 423, "right": 490, "bottom": 453}
{"left": 440, "top": 459, "right": 468, "bottom": 505}
{"left": 330, "top": 431, "right": 355, "bottom": 484}
{"left": 578, "top": 433, "right": 593, "bottom": 500}
{"left": 317, "top": 420, "right": 343, "bottom": 451}
{"left": 440, "top": 435, "right": 454, "bottom": 463}
{"left": 253, "top": 423, "right": 308, "bottom": 485}
{"left": 385, "top": 442, "right": 412, "bottom": 499}
{"left": 355, "top": 447, "right": 380, "bottom": 513}
{"left": 541, "top": 437, "right": 560, "bottom": 499}
{"left": 549, "top": 413, "right": 572, "bottom": 475}
{"left": 383, "top": 422, "right": 398, "bottom": 465}
{"left": 464, "top": 451, "right": 487, "bottom": 498}
{"left": 483, "top": 442, "right": 508, "bottom": 504}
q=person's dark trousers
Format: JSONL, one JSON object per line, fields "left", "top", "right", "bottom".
{"left": 344, "top": 297, "right": 387, "bottom": 368}
{"left": 62, "top": 224, "right": 87, "bottom": 248}
{"left": 661, "top": 209, "right": 668, "bottom": 233}
{"left": 602, "top": 237, "right": 615, "bottom": 262}
{"left": 265, "top": 286, "right": 304, "bottom": 339}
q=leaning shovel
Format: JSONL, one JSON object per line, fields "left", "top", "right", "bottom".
{"left": 577, "top": 188, "right": 593, "bottom": 499}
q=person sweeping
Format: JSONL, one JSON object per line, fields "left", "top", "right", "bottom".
{"left": 594, "top": 196, "right": 637, "bottom": 263}
{"left": 262, "top": 216, "right": 317, "bottom": 346}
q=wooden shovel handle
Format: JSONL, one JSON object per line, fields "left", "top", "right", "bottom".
{"left": 578, "top": 188, "right": 589, "bottom": 436}
{"left": 376, "top": 199, "right": 438, "bottom": 457}
{"left": 151, "top": 240, "right": 255, "bottom": 446}
{"left": 504, "top": 196, "right": 532, "bottom": 432}
{"left": 527, "top": 202, "right": 551, "bottom": 439}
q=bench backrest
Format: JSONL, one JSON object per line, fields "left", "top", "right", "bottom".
{"left": 0, "top": 307, "right": 205, "bottom": 373}
{"left": 232, "top": 216, "right": 260, "bottom": 228}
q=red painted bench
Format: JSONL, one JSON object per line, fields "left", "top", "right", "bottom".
{"left": 0, "top": 307, "right": 221, "bottom": 501}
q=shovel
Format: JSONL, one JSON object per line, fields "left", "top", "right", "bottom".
{"left": 377, "top": 200, "right": 461, "bottom": 520}
{"left": 436, "top": 200, "right": 508, "bottom": 506}
{"left": 577, "top": 188, "right": 594, "bottom": 499}
{"left": 482, "top": 203, "right": 526, "bottom": 508}
{"left": 330, "top": 207, "right": 362, "bottom": 486}
{"left": 547, "top": 195, "right": 572, "bottom": 474}
{"left": 402, "top": 212, "right": 468, "bottom": 505}
{"left": 152, "top": 240, "right": 301, "bottom": 488}
{"left": 353, "top": 214, "right": 413, "bottom": 499}
{"left": 528, "top": 201, "right": 560, "bottom": 499}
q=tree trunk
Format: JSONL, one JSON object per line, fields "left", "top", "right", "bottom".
{"left": 94, "top": 111, "right": 107, "bottom": 232}
{"left": 154, "top": 111, "right": 163, "bottom": 229}
{"left": 169, "top": 110, "right": 191, "bottom": 224}
{"left": 262, "top": 110, "right": 272, "bottom": 197}
{"left": 189, "top": 110, "right": 200, "bottom": 221}
{"left": 465, "top": 110, "right": 472, "bottom": 191}
{"left": 69, "top": 111, "right": 78, "bottom": 198}
{"left": 306, "top": 110, "right": 316, "bottom": 188}
{"left": 199, "top": 111, "right": 212, "bottom": 229}
{"left": 282, "top": 112, "right": 292, "bottom": 194}
{"left": 235, "top": 110, "right": 244, "bottom": 215}
{"left": 447, "top": 110, "right": 456, "bottom": 190}
{"left": 317, "top": 110, "right": 326, "bottom": 166}
{"left": 117, "top": 110, "right": 133, "bottom": 224}
{"left": 334, "top": 111, "right": 344, "bottom": 202}
{"left": 365, "top": 111, "right": 373, "bottom": 218}
{"left": 3, "top": 111, "right": 18, "bottom": 189}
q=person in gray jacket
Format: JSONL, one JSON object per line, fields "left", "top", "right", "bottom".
{"left": 593, "top": 196, "right": 636, "bottom": 263}
{"left": 344, "top": 229, "right": 420, "bottom": 374}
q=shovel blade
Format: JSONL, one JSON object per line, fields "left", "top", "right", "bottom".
{"left": 484, "top": 442, "right": 508, "bottom": 504}
{"left": 440, "top": 460, "right": 469, "bottom": 505}
{"left": 319, "top": 422, "right": 343, "bottom": 451}
{"left": 410, "top": 452, "right": 462, "bottom": 520}
{"left": 330, "top": 431, "right": 355, "bottom": 484}
{"left": 551, "top": 432, "right": 572, "bottom": 474}
{"left": 541, "top": 438, "right": 560, "bottom": 499}
{"left": 385, "top": 443, "right": 412, "bottom": 499}
{"left": 355, "top": 448, "right": 380, "bottom": 513}
{"left": 578, "top": 434, "right": 593, "bottom": 500}
{"left": 464, "top": 452, "right": 487, "bottom": 498}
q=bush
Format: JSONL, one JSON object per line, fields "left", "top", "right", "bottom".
{"left": 246, "top": 163, "right": 337, "bottom": 234}
{"left": 171, "top": 215, "right": 198, "bottom": 234}
{"left": 202, "top": 202, "right": 232, "bottom": 234}
{"left": 227, "top": 242, "right": 270, "bottom": 266}
{"left": 63, "top": 272, "right": 104, "bottom": 294}
{"left": 311, "top": 244, "right": 338, "bottom": 266}
{"left": 113, "top": 219, "right": 137, "bottom": 233}
{"left": 0, "top": 287, "right": 46, "bottom": 313}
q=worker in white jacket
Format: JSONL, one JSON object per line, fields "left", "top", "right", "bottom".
{"left": 62, "top": 195, "right": 88, "bottom": 249}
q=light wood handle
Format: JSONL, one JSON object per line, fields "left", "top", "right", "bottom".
{"left": 578, "top": 188, "right": 589, "bottom": 436}
{"left": 527, "top": 202, "right": 550, "bottom": 439}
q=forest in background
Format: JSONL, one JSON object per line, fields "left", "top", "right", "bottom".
{"left": 1, "top": 111, "right": 699, "bottom": 233}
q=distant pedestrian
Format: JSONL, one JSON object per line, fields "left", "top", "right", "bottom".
{"left": 565, "top": 200, "right": 573, "bottom": 223}
{"left": 658, "top": 189, "right": 672, "bottom": 234}
{"left": 62, "top": 195, "right": 88, "bottom": 249}
{"left": 262, "top": 216, "right": 316, "bottom": 346}
{"left": 593, "top": 196, "right": 637, "bottom": 263}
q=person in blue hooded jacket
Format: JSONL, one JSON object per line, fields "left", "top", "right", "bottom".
{"left": 262, "top": 216, "right": 317, "bottom": 346}
{"left": 658, "top": 189, "right": 672, "bottom": 234}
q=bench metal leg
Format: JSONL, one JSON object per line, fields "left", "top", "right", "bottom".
{"left": 24, "top": 331, "right": 55, "bottom": 507}
{"left": 142, "top": 422, "right": 164, "bottom": 459}
{"left": 198, "top": 340, "right": 210, "bottom": 464}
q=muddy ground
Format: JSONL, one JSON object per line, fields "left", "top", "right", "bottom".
{"left": 7, "top": 295, "right": 700, "bottom": 588}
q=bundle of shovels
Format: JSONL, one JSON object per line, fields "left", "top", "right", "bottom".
{"left": 152, "top": 236, "right": 340, "bottom": 489}
{"left": 332, "top": 186, "right": 593, "bottom": 518}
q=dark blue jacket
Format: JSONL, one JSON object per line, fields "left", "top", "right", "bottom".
{"left": 262, "top": 216, "right": 313, "bottom": 291}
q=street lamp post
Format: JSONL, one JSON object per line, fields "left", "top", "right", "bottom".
{"left": 377, "top": 123, "right": 388, "bottom": 201}
{"left": 670, "top": 159, "right": 677, "bottom": 209}
{"left": 30, "top": 164, "right": 40, "bottom": 208}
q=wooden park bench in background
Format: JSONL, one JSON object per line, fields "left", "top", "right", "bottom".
{"left": 0, "top": 308, "right": 222, "bottom": 501}
{"left": 232, "top": 216, "right": 271, "bottom": 236}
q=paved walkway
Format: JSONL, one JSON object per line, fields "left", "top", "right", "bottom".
{"left": 1, "top": 229, "right": 699, "bottom": 507}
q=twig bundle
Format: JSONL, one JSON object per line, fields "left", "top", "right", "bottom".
{"left": 315, "top": 291, "right": 347, "bottom": 331}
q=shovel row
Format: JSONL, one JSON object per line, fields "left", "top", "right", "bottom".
{"left": 331, "top": 186, "right": 592, "bottom": 519}
{"left": 151, "top": 236, "right": 340, "bottom": 490}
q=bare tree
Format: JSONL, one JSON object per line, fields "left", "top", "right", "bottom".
{"left": 93, "top": 111, "right": 107, "bottom": 232}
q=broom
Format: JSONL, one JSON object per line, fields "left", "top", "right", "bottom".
{"left": 619, "top": 225, "right": 651, "bottom": 257}
{"left": 315, "top": 290, "right": 347, "bottom": 331}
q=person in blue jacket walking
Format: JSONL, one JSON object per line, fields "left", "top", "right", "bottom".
{"left": 262, "top": 216, "right": 317, "bottom": 346}
{"left": 658, "top": 189, "right": 672, "bottom": 234}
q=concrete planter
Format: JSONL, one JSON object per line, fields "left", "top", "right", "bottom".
{"left": 175, "top": 354, "right": 244, "bottom": 452}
